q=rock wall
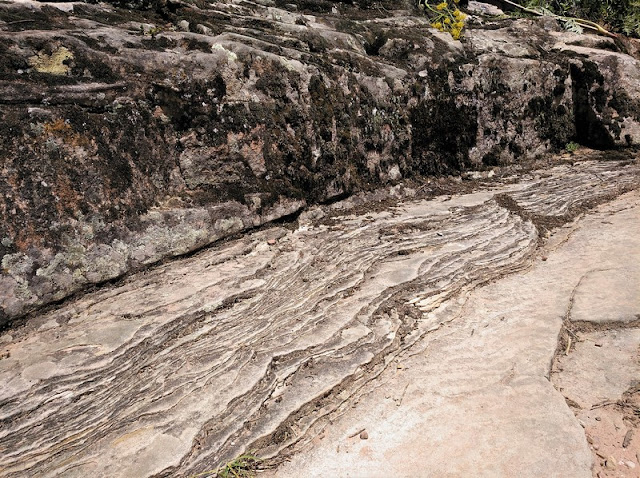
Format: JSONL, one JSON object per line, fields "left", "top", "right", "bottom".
{"left": 0, "top": 0, "right": 639, "bottom": 326}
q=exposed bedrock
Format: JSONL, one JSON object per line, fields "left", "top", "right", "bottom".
{"left": 1, "top": 0, "right": 640, "bottom": 324}
{"left": 0, "top": 158, "right": 638, "bottom": 477}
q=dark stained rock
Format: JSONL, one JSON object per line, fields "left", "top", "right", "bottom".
{"left": 0, "top": 0, "right": 639, "bottom": 326}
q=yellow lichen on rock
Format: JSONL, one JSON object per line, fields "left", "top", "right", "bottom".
{"left": 28, "top": 47, "right": 73, "bottom": 75}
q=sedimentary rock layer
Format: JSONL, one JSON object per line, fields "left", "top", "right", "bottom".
{"left": 2, "top": 0, "right": 640, "bottom": 324}
{"left": 274, "top": 172, "right": 640, "bottom": 478}
{"left": 0, "top": 158, "right": 637, "bottom": 477}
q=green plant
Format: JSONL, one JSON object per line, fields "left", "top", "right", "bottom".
{"left": 418, "top": 0, "right": 468, "bottom": 40}
{"left": 622, "top": 1, "right": 640, "bottom": 36}
{"left": 564, "top": 0, "right": 640, "bottom": 36}
{"left": 522, "top": 0, "right": 640, "bottom": 37}
{"left": 192, "top": 453, "right": 261, "bottom": 478}
{"left": 139, "top": 24, "right": 163, "bottom": 39}
{"left": 565, "top": 141, "right": 579, "bottom": 152}
{"left": 503, "top": 0, "right": 617, "bottom": 36}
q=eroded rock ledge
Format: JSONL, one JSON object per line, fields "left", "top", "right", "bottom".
{"left": 1, "top": 0, "right": 640, "bottom": 324}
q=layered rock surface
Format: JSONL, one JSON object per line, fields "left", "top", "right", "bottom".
{"left": 551, "top": 209, "right": 640, "bottom": 477}
{"left": 0, "top": 156, "right": 638, "bottom": 477}
{"left": 2, "top": 0, "right": 640, "bottom": 324}
{"left": 273, "top": 167, "right": 640, "bottom": 478}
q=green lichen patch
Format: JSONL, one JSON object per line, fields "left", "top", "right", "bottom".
{"left": 28, "top": 46, "right": 73, "bottom": 75}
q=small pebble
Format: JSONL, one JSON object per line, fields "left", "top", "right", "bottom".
{"left": 625, "top": 461, "right": 636, "bottom": 469}
{"left": 595, "top": 416, "right": 601, "bottom": 421}
{"left": 267, "top": 239, "right": 277, "bottom": 245}
{"left": 195, "top": 24, "right": 211, "bottom": 35}
{"left": 605, "top": 456, "right": 617, "bottom": 469}
{"left": 359, "top": 431, "right": 368, "bottom": 440}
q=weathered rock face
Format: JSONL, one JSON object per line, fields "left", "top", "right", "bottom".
{"left": 0, "top": 0, "right": 639, "bottom": 325}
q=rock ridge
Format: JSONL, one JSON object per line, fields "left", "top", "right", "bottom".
{"left": 1, "top": 0, "right": 640, "bottom": 324}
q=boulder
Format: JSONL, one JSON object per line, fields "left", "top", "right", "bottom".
{"left": 0, "top": 0, "right": 639, "bottom": 325}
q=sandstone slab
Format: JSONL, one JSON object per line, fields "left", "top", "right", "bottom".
{"left": 0, "top": 158, "right": 638, "bottom": 477}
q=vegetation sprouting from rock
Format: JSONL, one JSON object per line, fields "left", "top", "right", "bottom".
{"left": 526, "top": 0, "right": 640, "bottom": 37}
{"left": 417, "top": 0, "right": 468, "bottom": 39}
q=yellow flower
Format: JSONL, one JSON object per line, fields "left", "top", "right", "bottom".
{"left": 436, "top": 2, "right": 447, "bottom": 10}
{"left": 453, "top": 9, "right": 467, "bottom": 20}
{"left": 455, "top": 21, "right": 464, "bottom": 28}
{"left": 444, "top": 17, "right": 451, "bottom": 24}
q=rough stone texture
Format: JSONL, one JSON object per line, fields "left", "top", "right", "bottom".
{"left": 572, "top": 270, "right": 640, "bottom": 324}
{"left": 556, "top": 330, "right": 640, "bottom": 410}
{"left": 272, "top": 182, "right": 640, "bottom": 478}
{"left": 550, "top": 200, "right": 640, "bottom": 478}
{"left": 1, "top": 0, "right": 640, "bottom": 325}
{"left": 0, "top": 157, "right": 638, "bottom": 477}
